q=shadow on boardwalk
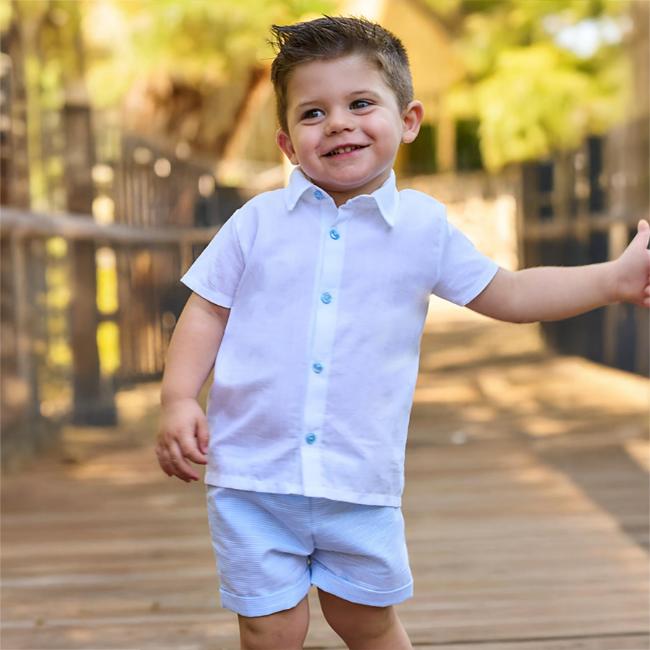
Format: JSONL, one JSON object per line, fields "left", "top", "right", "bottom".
{"left": 2, "top": 303, "right": 648, "bottom": 650}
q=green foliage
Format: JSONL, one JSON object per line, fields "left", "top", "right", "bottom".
{"left": 470, "top": 43, "right": 626, "bottom": 169}
{"left": 8, "top": 0, "right": 632, "bottom": 170}
{"left": 82, "top": 0, "right": 334, "bottom": 107}
{"left": 422, "top": 0, "right": 632, "bottom": 169}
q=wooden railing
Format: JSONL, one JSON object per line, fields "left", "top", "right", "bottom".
{"left": 0, "top": 208, "right": 217, "bottom": 465}
{"left": 519, "top": 120, "right": 649, "bottom": 376}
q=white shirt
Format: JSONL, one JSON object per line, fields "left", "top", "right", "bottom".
{"left": 181, "top": 168, "right": 499, "bottom": 506}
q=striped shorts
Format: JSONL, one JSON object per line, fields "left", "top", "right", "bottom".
{"left": 206, "top": 486, "right": 413, "bottom": 617}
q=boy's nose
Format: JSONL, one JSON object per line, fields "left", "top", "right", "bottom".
{"left": 324, "top": 109, "right": 354, "bottom": 135}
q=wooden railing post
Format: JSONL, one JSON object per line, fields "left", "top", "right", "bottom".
{"left": 63, "top": 99, "right": 116, "bottom": 425}
{"left": 9, "top": 231, "right": 38, "bottom": 415}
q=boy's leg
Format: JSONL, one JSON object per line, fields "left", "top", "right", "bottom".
{"left": 317, "top": 589, "right": 412, "bottom": 650}
{"left": 238, "top": 595, "right": 309, "bottom": 650}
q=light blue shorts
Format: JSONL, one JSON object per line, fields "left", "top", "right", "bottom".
{"left": 206, "top": 487, "right": 413, "bottom": 617}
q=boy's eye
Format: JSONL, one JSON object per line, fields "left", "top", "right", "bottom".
{"left": 301, "top": 108, "right": 324, "bottom": 120}
{"left": 351, "top": 99, "right": 372, "bottom": 110}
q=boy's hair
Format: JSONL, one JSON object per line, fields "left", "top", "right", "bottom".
{"left": 269, "top": 16, "right": 413, "bottom": 132}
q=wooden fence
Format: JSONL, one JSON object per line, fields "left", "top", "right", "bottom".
{"left": 0, "top": 208, "right": 218, "bottom": 467}
{"left": 1, "top": 86, "right": 252, "bottom": 466}
{"left": 520, "top": 118, "right": 649, "bottom": 376}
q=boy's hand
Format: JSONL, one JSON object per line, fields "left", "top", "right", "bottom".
{"left": 156, "top": 398, "right": 209, "bottom": 482}
{"left": 614, "top": 219, "right": 650, "bottom": 307}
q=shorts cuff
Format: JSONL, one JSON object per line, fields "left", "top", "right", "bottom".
{"left": 220, "top": 572, "right": 311, "bottom": 617}
{"left": 310, "top": 558, "right": 413, "bottom": 607}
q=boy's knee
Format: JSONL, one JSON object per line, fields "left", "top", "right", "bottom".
{"left": 238, "top": 597, "right": 309, "bottom": 650}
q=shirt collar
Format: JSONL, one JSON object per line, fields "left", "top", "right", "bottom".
{"left": 284, "top": 167, "right": 399, "bottom": 228}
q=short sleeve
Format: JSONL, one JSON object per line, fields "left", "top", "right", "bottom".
{"left": 180, "top": 211, "right": 245, "bottom": 308}
{"left": 432, "top": 217, "right": 499, "bottom": 306}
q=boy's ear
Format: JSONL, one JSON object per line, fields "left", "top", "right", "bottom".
{"left": 276, "top": 129, "right": 299, "bottom": 165}
{"left": 401, "top": 100, "right": 424, "bottom": 144}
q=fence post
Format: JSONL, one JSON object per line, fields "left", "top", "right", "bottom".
{"left": 63, "top": 98, "right": 116, "bottom": 425}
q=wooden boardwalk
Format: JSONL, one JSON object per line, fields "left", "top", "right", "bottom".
{"left": 2, "top": 306, "right": 648, "bottom": 649}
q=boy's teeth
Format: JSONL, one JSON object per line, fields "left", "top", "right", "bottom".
{"left": 329, "top": 145, "right": 361, "bottom": 155}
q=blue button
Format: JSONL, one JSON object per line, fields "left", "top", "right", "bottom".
{"left": 320, "top": 292, "right": 332, "bottom": 304}
{"left": 329, "top": 228, "right": 340, "bottom": 240}
{"left": 305, "top": 433, "right": 317, "bottom": 445}
{"left": 313, "top": 189, "right": 325, "bottom": 200}
{"left": 312, "top": 362, "right": 323, "bottom": 374}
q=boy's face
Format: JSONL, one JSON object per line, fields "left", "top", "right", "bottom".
{"left": 277, "top": 54, "right": 423, "bottom": 206}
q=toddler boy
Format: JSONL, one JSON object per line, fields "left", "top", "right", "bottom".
{"left": 156, "top": 16, "right": 650, "bottom": 650}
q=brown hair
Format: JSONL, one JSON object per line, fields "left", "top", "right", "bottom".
{"left": 269, "top": 16, "right": 413, "bottom": 132}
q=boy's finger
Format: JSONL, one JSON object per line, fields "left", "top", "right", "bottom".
{"left": 177, "top": 431, "right": 207, "bottom": 465}
{"left": 155, "top": 446, "right": 174, "bottom": 477}
{"left": 168, "top": 440, "right": 199, "bottom": 481}
{"left": 196, "top": 417, "right": 210, "bottom": 455}
{"left": 638, "top": 219, "right": 650, "bottom": 248}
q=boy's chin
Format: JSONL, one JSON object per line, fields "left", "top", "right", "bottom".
{"left": 308, "top": 176, "right": 375, "bottom": 195}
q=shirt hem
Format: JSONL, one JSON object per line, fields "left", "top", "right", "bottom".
{"left": 458, "top": 261, "right": 500, "bottom": 306}
{"left": 205, "top": 471, "right": 401, "bottom": 507}
{"left": 180, "top": 276, "right": 234, "bottom": 309}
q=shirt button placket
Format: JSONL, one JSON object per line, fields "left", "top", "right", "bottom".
{"left": 300, "top": 200, "right": 346, "bottom": 495}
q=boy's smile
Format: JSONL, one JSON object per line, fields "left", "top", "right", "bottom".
{"left": 277, "top": 54, "right": 423, "bottom": 206}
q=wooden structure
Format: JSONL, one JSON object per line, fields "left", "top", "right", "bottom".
{"left": 2, "top": 314, "right": 647, "bottom": 648}
{"left": 0, "top": 99, "right": 248, "bottom": 465}
{"left": 0, "top": 3, "right": 247, "bottom": 462}
{"left": 0, "top": 0, "right": 248, "bottom": 461}
{"left": 520, "top": 127, "right": 649, "bottom": 377}
{"left": 0, "top": 206, "right": 219, "bottom": 467}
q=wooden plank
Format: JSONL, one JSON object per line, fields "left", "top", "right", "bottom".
{"left": 1, "top": 316, "right": 648, "bottom": 649}
{"left": 413, "top": 637, "right": 650, "bottom": 650}
{"left": 0, "top": 207, "right": 217, "bottom": 245}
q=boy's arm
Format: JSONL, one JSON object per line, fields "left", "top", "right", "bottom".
{"left": 468, "top": 220, "right": 650, "bottom": 323}
{"left": 156, "top": 293, "right": 230, "bottom": 482}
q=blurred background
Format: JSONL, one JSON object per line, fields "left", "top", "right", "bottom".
{"left": 1, "top": 2, "right": 649, "bottom": 648}
{"left": 0, "top": 0, "right": 647, "bottom": 465}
